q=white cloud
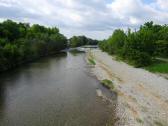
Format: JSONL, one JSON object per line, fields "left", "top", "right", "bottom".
{"left": 0, "top": 0, "right": 168, "bottom": 39}
{"left": 108, "top": 0, "right": 168, "bottom": 26}
{"left": 156, "top": 0, "right": 168, "bottom": 11}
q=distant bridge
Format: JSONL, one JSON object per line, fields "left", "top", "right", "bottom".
{"left": 81, "top": 45, "right": 98, "bottom": 48}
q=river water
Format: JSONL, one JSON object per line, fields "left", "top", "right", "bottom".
{"left": 0, "top": 51, "right": 115, "bottom": 126}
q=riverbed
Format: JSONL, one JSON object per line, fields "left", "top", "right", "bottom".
{"left": 88, "top": 49, "right": 168, "bottom": 126}
{"left": 0, "top": 51, "right": 115, "bottom": 126}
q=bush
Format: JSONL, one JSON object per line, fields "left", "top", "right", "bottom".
{"left": 126, "top": 49, "right": 152, "bottom": 67}
{"left": 0, "top": 20, "right": 68, "bottom": 72}
{"left": 88, "top": 58, "right": 96, "bottom": 65}
{"left": 155, "top": 40, "right": 168, "bottom": 57}
{"left": 99, "top": 22, "right": 168, "bottom": 67}
{"left": 101, "top": 79, "right": 114, "bottom": 90}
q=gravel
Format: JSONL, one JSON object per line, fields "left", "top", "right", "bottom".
{"left": 87, "top": 49, "right": 168, "bottom": 126}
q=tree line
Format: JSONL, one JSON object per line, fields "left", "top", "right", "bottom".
{"left": 0, "top": 20, "right": 67, "bottom": 72}
{"left": 99, "top": 21, "right": 168, "bottom": 67}
{"left": 69, "top": 36, "right": 99, "bottom": 47}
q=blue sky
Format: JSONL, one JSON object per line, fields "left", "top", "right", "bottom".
{"left": 143, "top": 0, "right": 155, "bottom": 4}
{"left": 0, "top": 0, "right": 168, "bottom": 39}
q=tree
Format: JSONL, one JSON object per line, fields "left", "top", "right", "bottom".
{"left": 155, "top": 40, "right": 168, "bottom": 57}
{"left": 69, "top": 36, "right": 98, "bottom": 47}
{"left": 107, "top": 29, "right": 126, "bottom": 54}
{"left": 99, "top": 21, "right": 168, "bottom": 67}
{"left": 0, "top": 20, "right": 68, "bottom": 72}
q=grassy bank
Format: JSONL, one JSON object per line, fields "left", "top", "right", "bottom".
{"left": 88, "top": 58, "right": 96, "bottom": 65}
{"left": 145, "top": 59, "right": 168, "bottom": 73}
{"left": 101, "top": 79, "right": 114, "bottom": 90}
{"left": 88, "top": 51, "right": 96, "bottom": 65}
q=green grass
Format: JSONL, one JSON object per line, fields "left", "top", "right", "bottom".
{"left": 145, "top": 59, "right": 168, "bottom": 73}
{"left": 154, "top": 120, "right": 164, "bottom": 126}
{"left": 88, "top": 58, "right": 96, "bottom": 65}
{"left": 101, "top": 79, "right": 114, "bottom": 90}
{"left": 136, "top": 118, "right": 144, "bottom": 124}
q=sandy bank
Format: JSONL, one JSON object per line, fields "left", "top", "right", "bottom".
{"left": 87, "top": 49, "right": 168, "bottom": 126}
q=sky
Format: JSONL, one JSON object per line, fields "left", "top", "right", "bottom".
{"left": 0, "top": 0, "right": 168, "bottom": 40}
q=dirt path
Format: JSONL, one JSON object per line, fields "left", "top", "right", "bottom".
{"left": 87, "top": 49, "right": 168, "bottom": 126}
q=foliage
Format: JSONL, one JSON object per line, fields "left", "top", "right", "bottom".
{"left": 99, "top": 21, "right": 168, "bottom": 67}
{"left": 101, "top": 79, "right": 114, "bottom": 90}
{"left": 88, "top": 58, "right": 96, "bottom": 65}
{"left": 108, "top": 29, "right": 126, "bottom": 54}
{"left": 154, "top": 120, "right": 164, "bottom": 126}
{"left": 155, "top": 40, "right": 168, "bottom": 57}
{"left": 136, "top": 118, "right": 144, "bottom": 124}
{"left": 145, "top": 60, "right": 168, "bottom": 73}
{"left": 69, "top": 36, "right": 98, "bottom": 47}
{"left": 0, "top": 20, "right": 67, "bottom": 72}
{"left": 98, "top": 40, "right": 109, "bottom": 52}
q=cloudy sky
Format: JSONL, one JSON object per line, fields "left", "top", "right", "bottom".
{"left": 0, "top": 0, "right": 168, "bottom": 39}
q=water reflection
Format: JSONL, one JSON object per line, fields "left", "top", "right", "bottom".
{"left": 69, "top": 49, "right": 85, "bottom": 56}
{"left": 0, "top": 51, "right": 117, "bottom": 126}
{"left": 0, "top": 84, "right": 6, "bottom": 119}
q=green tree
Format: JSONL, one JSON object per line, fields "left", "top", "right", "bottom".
{"left": 0, "top": 20, "right": 68, "bottom": 72}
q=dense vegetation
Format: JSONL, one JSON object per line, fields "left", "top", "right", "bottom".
{"left": 145, "top": 60, "right": 168, "bottom": 73}
{"left": 99, "top": 21, "right": 168, "bottom": 67}
{"left": 0, "top": 20, "right": 67, "bottom": 72}
{"left": 69, "top": 36, "right": 98, "bottom": 47}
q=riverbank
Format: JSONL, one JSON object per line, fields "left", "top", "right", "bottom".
{"left": 87, "top": 49, "right": 168, "bottom": 126}
{"left": 0, "top": 51, "right": 66, "bottom": 74}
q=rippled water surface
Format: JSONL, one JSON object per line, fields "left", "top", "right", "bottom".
{"left": 0, "top": 52, "right": 115, "bottom": 126}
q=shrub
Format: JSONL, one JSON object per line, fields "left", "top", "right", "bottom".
{"left": 88, "top": 58, "right": 96, "bottom": 65}
{"left": 126, "top": 49, "right": 152, "bottom": 67}
{"left": 101, "top": 79, "right": 114, "bottom": 90}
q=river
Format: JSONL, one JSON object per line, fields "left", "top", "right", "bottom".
{"left": 0, "top": 51, "right": 115, "bottom": 126}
